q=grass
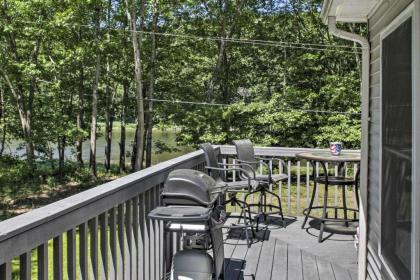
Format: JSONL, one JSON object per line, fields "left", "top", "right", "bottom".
{"left": 0, "top": 157, "right": 121, "bottom": 221}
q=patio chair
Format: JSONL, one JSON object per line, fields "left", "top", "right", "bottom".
{"left": 200, "top": 143, "right": 255, "bottom": 246}
{"left": 233, "top": 139, "right": 287, "bottom": 228}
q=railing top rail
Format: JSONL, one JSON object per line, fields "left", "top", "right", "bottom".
{"left": 0, "top": 149, "right": 208, "bottom": 262}
{"left": 219, "top": 145, "right": 360, "bottom": 158}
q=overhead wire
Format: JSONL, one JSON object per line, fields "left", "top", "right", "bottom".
{"left": 15, "top": 20, "right": 363, "bottom": 54}
{"left": 144, "top": 98, "right": 361, "bottom": 116}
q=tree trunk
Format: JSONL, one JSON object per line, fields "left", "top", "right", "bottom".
{"left": 89, "top": 7, "right": 102, "bottom": 178}
{"left": 131, "top": 126, "right": 138, "bottom": 172}
{"left": 145, "top": 0, "right": 158, "bottom": 168}
{"left": 119, "top": 82, "right": 128, "bottom": 173}
{"left": 1, "top": 4, "right": 37, "bottom": 169}
{"left": 0, "top": 81, "right": 6, "bottom": 156}
{"left": 125, "top": 0, "right": 145, "bottom": 171}
{"left": 104, "top": 82, "right": 113, "bottom": 171}
{"left": 207, "top": 0, "right": 245, "bottom": 102}
{"left": 104, "top": 0, "right": 113, "bottom": 172}
{"left": 2, "top": 73, "right": 35, "bottom": 167}
{"left": 76, "top": 63, "right": 85, "bottom": 166}
{"left": 208, "top": 40, "right": 226, "bottom": 101}
{"left": 58, "top": 136, "right": 66, "bottom": 179}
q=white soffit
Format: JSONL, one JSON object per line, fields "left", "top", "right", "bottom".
{"left": 321, "top": 0, "right": 379, "bottom": 23}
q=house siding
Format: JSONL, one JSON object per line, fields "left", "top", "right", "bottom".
{"left": 367, "top": 0, "right": 413, "bottom": 279}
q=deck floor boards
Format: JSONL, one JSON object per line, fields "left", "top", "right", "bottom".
{"left": 223, "top": 216, "right": 358, "bottom": 280}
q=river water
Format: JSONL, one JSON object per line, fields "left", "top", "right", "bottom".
{"left": 3, "top": 126, "right": 194, "bottom": 165}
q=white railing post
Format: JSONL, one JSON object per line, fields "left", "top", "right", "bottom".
{"left": 297, "top": 160, "right": 301, "bottom": 215}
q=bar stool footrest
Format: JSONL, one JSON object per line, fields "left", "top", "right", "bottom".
{"left": 302, "top": 206, "right": 359, "bottom": 223}
{"left": 315, "top": 176, "right": 355, "bottom": 185}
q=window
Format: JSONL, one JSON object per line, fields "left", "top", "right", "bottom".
{"left": 381, "top": 17, "right": 412, "bottom": 279}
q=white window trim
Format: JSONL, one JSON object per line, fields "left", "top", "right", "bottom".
{"left": 378, "top": 2, "right": 417, "bottom": 280}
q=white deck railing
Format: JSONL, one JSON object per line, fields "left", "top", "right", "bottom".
{"left": 0, "top": 146, "right": 359, "bottom": 279}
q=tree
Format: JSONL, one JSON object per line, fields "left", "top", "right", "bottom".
{"left": 0, "top": 0, "right": 363, "bottom": 177}
{"left": 0, "top": 0, "right": 42, "bottom": 168}
{"left": 104, "top": 0, "right": 114, "bottom": 171}
{"left": 89, "top": 4, "right": 102, "bottom": 177}
{"left": 145, "top": 0, "right": 159, "bottom": 168}
{"left": 125, "top": 0, "right": 145, "bottom": 171}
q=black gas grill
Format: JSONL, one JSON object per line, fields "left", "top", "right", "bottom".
{"left": 148, "top": 169, "right": 226, "bottom": 280}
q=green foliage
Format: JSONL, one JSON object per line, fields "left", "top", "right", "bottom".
{"left": 0, "top": 0, "right": 363, "bottom": 168}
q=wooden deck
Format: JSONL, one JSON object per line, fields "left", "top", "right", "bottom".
{"left": 223, "top": 216, "right": 358, "bottom": 280}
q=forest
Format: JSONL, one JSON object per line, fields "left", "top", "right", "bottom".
{"left": 0, "top": 0, "right": 362, "bottom": 215}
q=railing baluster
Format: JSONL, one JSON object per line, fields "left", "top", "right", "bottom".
{"left": 279, "top": 159, "right": 283, "bottom": 200}
{"left": 150, "top": 188, "right": 156, "bottom": 280}
{"left": 67, "top": 228, "right": 76, "bottom": 280}
{"left": 109, "top": 207, "right": 117, "bottom": 280}
{"left": 79, "top": 222, "right": 88, "bottom": 280}
{"left": 287, "top": 160, "right": 292, "bottom": 216}
{"left": 144, "top": 191, "right": 151, "bottom": 280}
{"left": 232, "top": 159, "right": 237, "bottom": 213}
{"left": 99, "top": 212, "right": 109, "bottom": 280}
{"left": 124, "top": 200, "right": 132, "bottom": 280}
{"left": 139, "top": 193, "right": 145, "bottom": 280}
{"left": 154, "top": 185, "right": 161, "bottom": 279}
{"left": 53, "top": 235, "right": 63, "bottom": 280}
{"left": 344, "top": 164, "right": 349, "bottom": 216}
{"left": 269, "top": 159, "right": 273, "bottom": 206}
{"left": 20, "top": 251, "right": 31, "bottom": 280}
{"left": 164, "top": 231, "right": 171, "bottom": 276}
{"left": 158, "top": 185, "right": 164, "bottom": 279}
{"left": 132, "top": 196, "right": 139, "bottom": 280}
{"left": 325, "top": 162, "right": 329, "bottom": 209}
{"left": 0, "top": 262, "right": 12, "bottom": 280}
{"left": 222, "top": 157, "right": 227, "bottom": 181}
{"left": 306, "top": 161, "right": 310, "bottom": 208}
{"left": 117, "top": 204, "right": 124, "bottom": 279}
{"left": 315, "top": 162, "right": 319, "bottom": 206}
{"left": 334, "top": 165, "right": 339, "bottom": 207}
{"left": 89, "top": 217, "right": 99, "bottom": 280}
{"left": 297, "top": 160, "right": 301, "bottom": 215}
{"left": 37, "top": 243, "right": 48, "bottom": 280}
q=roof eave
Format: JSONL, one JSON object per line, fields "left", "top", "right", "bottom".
{"left": 321, "top": 0, "right": 377, "bottom": 24}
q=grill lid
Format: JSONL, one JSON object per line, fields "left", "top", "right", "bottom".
{"left": 162, "top": 169, "right": 218, "bottom": 206}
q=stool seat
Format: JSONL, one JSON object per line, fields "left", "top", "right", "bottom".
{"left": 315, "top": 176, "right": 355, "bottom": 185}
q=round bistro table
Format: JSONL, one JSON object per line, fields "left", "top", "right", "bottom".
{"left": 296, "top": 151, "right": 361, "bottom": 242}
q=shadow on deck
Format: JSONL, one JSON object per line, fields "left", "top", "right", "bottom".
{"left": 223, "top": 216, "right": 358, "bottom": 280}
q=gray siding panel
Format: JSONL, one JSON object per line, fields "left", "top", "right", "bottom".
{"left": 367, "top": 0, "right": 414, "bottom": 278}
{"left": 370, "top": 73, "right": 380, "bottom": 86}
{"left": 370, "top": 111, "right": 380, "bottom": 125}
{"left": 370, "top": 97, "right": 380, "bottom": 113}
{"left": 370, "top": 85, "right": 380, "bottom": 99}
{"left": 370, "top": 42, "right": 380, "bottom": 60}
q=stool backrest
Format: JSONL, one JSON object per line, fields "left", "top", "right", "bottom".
{"left": 200, "top": 143, "right": 222, "bottom": 181}
{"left": 233, "top": 139, "right": 257, "bottom": 176}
